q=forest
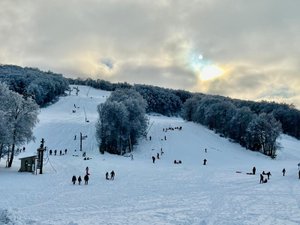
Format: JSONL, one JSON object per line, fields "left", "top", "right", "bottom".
{"left": 0, "top": 65, "right": 69, "bottom": 106}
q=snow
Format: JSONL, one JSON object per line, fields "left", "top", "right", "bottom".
{"left": 1, "top": 85, "right": 300, "bottom": 225}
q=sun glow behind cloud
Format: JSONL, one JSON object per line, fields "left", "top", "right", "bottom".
{"left": 189, "top": 53, "right": 225, "bottom": 81}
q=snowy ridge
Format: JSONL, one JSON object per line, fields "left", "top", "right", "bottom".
{"left": 1, "top": 85, "right": 300, "bottom": 225}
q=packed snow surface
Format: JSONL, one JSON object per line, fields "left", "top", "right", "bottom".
{"left": 1, "top": 85, "right": 300, "bottom": 225}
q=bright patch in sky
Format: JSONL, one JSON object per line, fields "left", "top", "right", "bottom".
{"left": 189, "top": 53, "right": 224, "bottom": 81}
{"left": 201, "top": 64, "right": 224, "bottom": 81}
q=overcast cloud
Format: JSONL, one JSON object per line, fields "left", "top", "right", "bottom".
{"left": 0, "top": 0, "right": 299, "bottom": 108}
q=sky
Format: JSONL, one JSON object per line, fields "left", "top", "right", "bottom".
{"left": 0, "top": 0, "right": 300, "bottom": 108}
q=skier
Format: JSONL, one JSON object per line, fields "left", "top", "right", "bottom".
{"left": 49, "top": 150, "right": 52, "bottom": 155}
{"left": 149, "top": 136, "right": 152, "bottom": 141}
{"left": 160, "top": 148, "right": 164, "bottom": 155}
{"left": 298, "top": 170, "right": 300, "bottom": 179}
{"left": 252, "top": 166, "right": 256, "bottom": 175}
{"left": 65, "top": 149, "right": 67, "bottom": 154}
{"left": 266, "top": 171, "right": 271, "bottom": 179}
{"left": 78, "top": 176, "right": 82, "bottom": 185}
{"left": 106, "top": 172, "right": 109, "bottom": 180}
{"left": 152, "top": 156, "right": 156, "bottom": 163}
{"left": 164, "top": 136, "right": 167, "bottom": 140}
{"left": 282, "top": 168, "right": 286, "bottom": 176}
{"left": 74, "top": 135, "right": 77, "bottom": 140}
{"left": 260, "top": 174, "right": 264, "bottom": 184}
{"left": 203, "top": 159, "right": 207, "bottom": 165}
{"left": 84, "top": 174, "right": 89, "bottom": 185}
{"left": 110, "top": 170, "right": 115, "bottom": 180}
{"left": 54, "top": 150, "right": 57, "bottom": 156}
{"left": 60, "top": 150, "right": 62, "bottom": 156}
{"left": 157, "top": 153, "right": 160, "bottom": 159}
{"left": 86, "top": 167, "right": 89, "bottom": 175}
{"left": 72, "top": 175, "right": 77, "bottom": 185}
{"left": 205, "top": 148, "right": 207, "bottom": 153}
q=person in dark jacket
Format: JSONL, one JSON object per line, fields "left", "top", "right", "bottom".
{"left": 203, "top": 159, "right": 207, "bottom": 165}
{"left": 266, "top": 171, "right": 271, "bottom": 179}
{"left": 110, "top": 170, "right": 115, "bottom": 180}
{"left": 152, "top": 156, "right": 155, "bottom": 163}
{"left": 49, "top": 150, "right": 52, "bottom": 155}
{"left": 72, "top": 175, "right": 77, "bottom": 185}
{"left": 84, "top": 174, "right": 89, "bottom": 185}
{"left": 260, "top": 174, "right": 264, "bottom": 184}
{"left": 78, "top": 176, "right": 82, "bottom": 185}
{"left": 282, "top": 168, "right": 286, "bottom": 176}
{"left": 106, "top": 172, "right": 109, "bottom": 180}
{"left": 252, "top": 166, "right": 256, "bottom": 175}
{"left": 157, "top": 153, "right": 160, "bottom": 159}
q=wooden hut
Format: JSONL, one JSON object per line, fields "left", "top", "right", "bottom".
{"left": 19, "top": 155, "right": 37, "bottom": 172}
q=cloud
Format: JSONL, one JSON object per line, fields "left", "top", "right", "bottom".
{"left": 0, "top": 0, "right": 299, "bottom": 108}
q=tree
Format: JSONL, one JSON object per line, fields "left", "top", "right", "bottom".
{"left": 96, "top": 89, "right": 148, "bottom": 155}
{"left": 96, "top": 101, "right": 129, "bottom": 154}
{"left": 0, "top": 82, "right": 39, "bottom": 167}
{"left": 245, "top": 113, "right": 281, "bottom": 157}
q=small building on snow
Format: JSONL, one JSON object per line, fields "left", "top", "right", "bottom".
{"left": 19, "top": 155, "right": 37, "bottom": 172}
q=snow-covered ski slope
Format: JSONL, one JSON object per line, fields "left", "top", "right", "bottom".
{"left": 1, "top": 85, "right": 300, "bottom": 225}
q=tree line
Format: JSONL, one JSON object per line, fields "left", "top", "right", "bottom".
{"left": 0, "top": 65, "right": 69, "bottom": 106}
{"left": 182, "top": 95, "right": 282, "bottom": 158}
{"left": 69, "top": 78, "right": 192, "bottom": 116}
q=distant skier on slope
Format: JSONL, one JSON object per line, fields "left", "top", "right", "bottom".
{"left": 260, "top": 174, "right": 264, "bottom": 184}
{"left": 84, "top": 174, "right": 89, "bottom": 185}
{"left": 110, "top": 170, "right": 115, "bottom": 180}
{"left": 78, "top": 176, "right": 82, "bottom": 185}
{"left": 252, "top": 166, "right": 256, "bottom": 175}
{"left": 72, "top": 175, "right": 77, "bottom": 185}
{"left": 282, "top": 168, "right": 286, "bottom": 176}
{"left": 266, "top": 172, "right": 271, "bottom": 179}
{"left": 152, "top": 156, "right": 155, "bottom": 163}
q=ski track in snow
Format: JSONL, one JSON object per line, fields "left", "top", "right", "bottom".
{"left": 1, "top": 85, "right": 300, "bottom": 225}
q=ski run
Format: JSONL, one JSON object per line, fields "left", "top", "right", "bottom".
{"left": 1, "top": 85, "right": 300, "bottom": 225}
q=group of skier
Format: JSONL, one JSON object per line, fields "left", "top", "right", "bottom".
{"left": 72, "top": 174, "right": 89, "bottom": 185}
{"left": 254, "top": 166, "right": 298, "bottom": 184}
{"left": 49, "top": 149, "right": 67, "bottom": 156}
{"left": 105, "top": 170, "right": 115, "bottom": 180}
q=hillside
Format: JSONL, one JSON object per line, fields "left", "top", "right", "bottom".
{"left": 1, "top": 85, "right": 300, "bottom": 225}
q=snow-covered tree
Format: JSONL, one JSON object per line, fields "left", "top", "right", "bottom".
{"left": 0, "top": 82, "right": 39, "bottom": 167}
{"left": 245, "top": 113, "right": 281, "bottom": 157}
{"left": 96, "top": 89, "right": 147, "bottom": 155}
{"left": 96, "top": 101, "right": 129, "bottom": 154}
